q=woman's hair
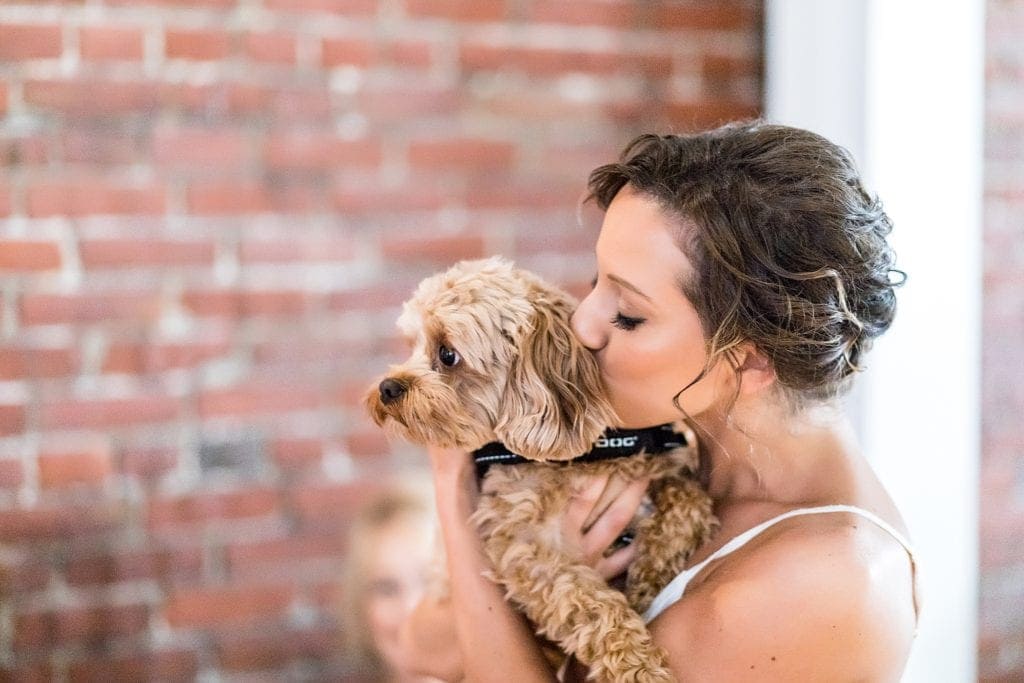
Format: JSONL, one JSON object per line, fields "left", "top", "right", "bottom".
{"left": 587, "top": 121, "right": 905, "bottom": 409}
{"left": 340, "top": 480, "right": 434, "bottom": 678}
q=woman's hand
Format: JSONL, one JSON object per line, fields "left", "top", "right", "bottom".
{"left": 425, "top": 445, "right": 478, "bottom": 509}
{"left": 562, "top": 474, "right": 650, "bottom": 581}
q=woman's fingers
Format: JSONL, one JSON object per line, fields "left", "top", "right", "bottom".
{"left": 580, "top": 476, "right": 650, "bottom": 562}
{"left": 595, "top": 542, "right": 638, "bottom": 582}
{"left": 563, "top": 474, "right": 611, "bottom": 536}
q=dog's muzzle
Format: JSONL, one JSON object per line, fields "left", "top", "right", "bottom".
{"left": 378, "top": 378, "right": 407, "bottom": 405}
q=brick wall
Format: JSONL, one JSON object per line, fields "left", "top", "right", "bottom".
{"left": 0, "top": 1, "right": 761, "bottom": 678}
{"left": 981, "top": 1, "right": 1024, "bottom": 681}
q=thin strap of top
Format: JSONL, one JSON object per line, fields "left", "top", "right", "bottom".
{"left": 643, "top": 504, "right": 919, "bottom": 624}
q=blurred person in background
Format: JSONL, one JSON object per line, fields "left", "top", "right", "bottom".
{"left": 340, "top": 478, "right": 446, "bottom": 683}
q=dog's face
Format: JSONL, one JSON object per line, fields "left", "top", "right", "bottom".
{"left": 366, "top": 257, "right": 615, "bottom": 460}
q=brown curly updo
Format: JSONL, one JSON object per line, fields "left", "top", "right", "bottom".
{"left": 587, "top": 121, "right": 905, "bottom": 408}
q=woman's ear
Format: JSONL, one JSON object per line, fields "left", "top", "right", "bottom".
{"left": 735, "top": 343, "right": 775, "bottom": 395}
{"left": 495, "top": 299, "right": 615, "bottom": 460}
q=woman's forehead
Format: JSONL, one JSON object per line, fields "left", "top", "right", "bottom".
{"left": 596, "top": 189, "right": 694, "bottom": 291}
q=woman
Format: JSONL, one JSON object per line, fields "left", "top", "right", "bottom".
{"left": 406, "top": 122, "right": 918, "bottom": 681}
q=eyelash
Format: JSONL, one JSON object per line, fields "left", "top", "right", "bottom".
{"left": 611, "top": 313, "right": 645, "bottom": 331}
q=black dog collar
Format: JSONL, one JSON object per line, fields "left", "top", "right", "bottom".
{"left": 472, "top": 424, "right": 689, "bottom": 482}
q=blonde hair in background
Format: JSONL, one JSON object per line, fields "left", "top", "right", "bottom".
{"left": 339, "top": 475, "right": 436, "bottom": 679}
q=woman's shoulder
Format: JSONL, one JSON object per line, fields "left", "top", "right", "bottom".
{"left": 649, "top": 506, "right": 917, "bottom": 681}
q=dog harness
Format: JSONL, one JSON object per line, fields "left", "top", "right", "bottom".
{"left": 471, "top": 423, "right": 689, "bottom": 482}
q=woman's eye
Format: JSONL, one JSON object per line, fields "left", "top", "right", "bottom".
{"left": 611, "top": 313, "right": 645, "bottom": 331}
{"left": 438, "top": 345, "right": 461, "bottom": 367}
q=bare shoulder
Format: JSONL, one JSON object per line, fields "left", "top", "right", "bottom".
{"left": 649, "top": 512, "right": 917, "bottom": 682}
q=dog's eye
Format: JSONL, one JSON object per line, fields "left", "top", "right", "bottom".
{"left": 438, "top": 345, "right": 461, "bottom": 368}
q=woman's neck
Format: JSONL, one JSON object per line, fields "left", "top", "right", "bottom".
{"left": 694, "top": 397, "right": 860, "bottom": 506}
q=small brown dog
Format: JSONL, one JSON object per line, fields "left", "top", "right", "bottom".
{"left": 366, "top": 257, "right": 716, "bottom": 682}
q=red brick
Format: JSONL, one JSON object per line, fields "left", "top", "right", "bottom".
{"left": 153, "top": 128, "right": 249, "bottom": 169}
{"left": 149, "top": 488, "right": 279, "bottom": 528}
{"left": 0, "top": 134, "right": 51, "bottom": 166}
{"left": 227, "top": 533, "right": 345, "bottom": 573}
{"left": 357, "top": 84, "right": 460, "bottom": 121}
{"left": 0, "top": 504, "right": 121, "bottom": 543}
{"left": 459, "top": 44, "right": 672, "bottom": 77}
{"left": 0, "top": 458, "right": 23, "bottom": 490}
{"left": 23, "top": 79, "right": 161, "bottom": 115}
{"left": 104, "top": 341, "right": 231, "bottom": 374}
{"left": 181, "top": 290, "right": 244, "bottom": 317}
{"left": 0, "top": 241, "right": 61, "bottom": 271}
{"left": 405, "top": 0, "right": 505, "bottom": 22}
{"left": 165, "top": 28, "right": 232, "bottom": 61}
{"left": 0, "top": 182, "right": 10, "bottom": 217}
{"left": 186, "top": 182, "right": 273, "bottom": 214}
{"left": 244, "top": 31, "right": 297, "bottom": 64}
{"left": 119, "top": 447, "right": 179, "bottom": 479}
{"left": 381, "top": 233, "right": 485, "bottom": 262}
{"left": 155, "top": 341, "right": 232, "bottom": 371}
{"left": 106, "top": 0, "right": 234, "bottom": 5}
{"left": 163, "top": 81, "right": 270, "bottom": 116}
{"left": 703, "top": 53, "right": 760, "bottom": 82}
{"left": 660, "top": 99, "right": 761, "bottom": 131}
{"left": 321, "top": 37, "right": 374, "bottom": 68}
{"left": 654, "top": 2, "right": 757, "bottom": 31}
{"left": 217, "top": 626, "right": 337, "bottom": 671}
{"left": 332, "top": 183, "right": 448, "bottom": 213}
{"left": 327, "top": 282, "right": 418, "bottom": 313}
{"left": 79, "top": 26, "right": 144, "bottom": 61}
{"left": 198, "top": 384, "right": 321, "bottom": 418}
{"left": 100, "top": 344, "right": 143, "bottom": 374}
{"left": 0, "top": 24, "right": 62, "bottom": 60}
{"left": 80, "top": 239, "right": 215, "bottom": 268}
{"left": 271, "top": 438, "right": 324, "bottom": 469}
{"left": 65, "top": 546, "right": 203, "bottom": 587}
{"left": 291, "top": 484, "right": 382, "bottom": 530}
{"left": 0, "top": 550, "right": 50, "bottom": 595}
{"left": 407, "top": 138, "right": 514, "bottom": 168}
{"left": 26, "top": 180, "right": 165, "bottom": 217}
{"left": 385, "top": 40, "right": 432, "bottom": 68}
{"left": 68, "top": 650, "right": 199, "bottom": 682}
{"left": 38, "top": 448, "right": 112, "bottom": 489}
{"left": 62, "top": 128, "right": 144, "bottom": 165}
{"left": 0, "top": 83, "right": 7, "bottom": 116}
{"left": 266, "top": 86, "right": 332, "bottom": 121}
{"left": 0, "top": 404, "right": 26, "bottom": 436}
{"left": 264, "top": 134, "right": 381, "bottom": 171}
{"left": 0, "top": 663, "right": 54, "bottom": 681}
{"left": 240, "top": 291, "right": 311, "bottom": 317}
{"left": 344, "top": 428, "right": 390, "bottom": 458}
{"left": 463, "top": 179, "right": 575, "bottom": 209}
{"left": 39, "top": 396, "right": 179, "bottom": 430}
{"left": 531, "top": 0, "right": 637, "bottom": 28}
{"left": 239, "top": 238, "right": 355, "bottom": 263}
{"left": 14, "top": 604, "right": 149, "bottom": 650}
{"left": 263, "top": 0, "right": 377, "bottom": 13}
{"left": 20, "top": 292, "right": 160, "bottom": 325}
{"left": 165, "top": 583, "right": 293, "bottom": 628}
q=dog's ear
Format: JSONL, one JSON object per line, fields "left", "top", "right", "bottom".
{"left": 495, "top": 298, "right": 615, "bottom": 460}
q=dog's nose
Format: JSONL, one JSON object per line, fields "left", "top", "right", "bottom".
{"left": 378, "top": 378, "right": 407, "bottom": 405}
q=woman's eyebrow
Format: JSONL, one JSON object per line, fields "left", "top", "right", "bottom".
{"left": 607, "top": 273, "right": 652, "bottom": 301}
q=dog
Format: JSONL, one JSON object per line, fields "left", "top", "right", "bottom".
{"left": 366, "top": 257, "right": 716, "bottom": 682}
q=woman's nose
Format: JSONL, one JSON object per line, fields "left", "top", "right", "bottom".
{"left": 570, "top": 293, "right": 605, "bottom": 351}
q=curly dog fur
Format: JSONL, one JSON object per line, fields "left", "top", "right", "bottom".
{"left": 366, "top": 257, "right": 717, "bottom": 682}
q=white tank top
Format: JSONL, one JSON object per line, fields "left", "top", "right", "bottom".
{"left": 643, "top": 504, "right": 919, "bottom": 624}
